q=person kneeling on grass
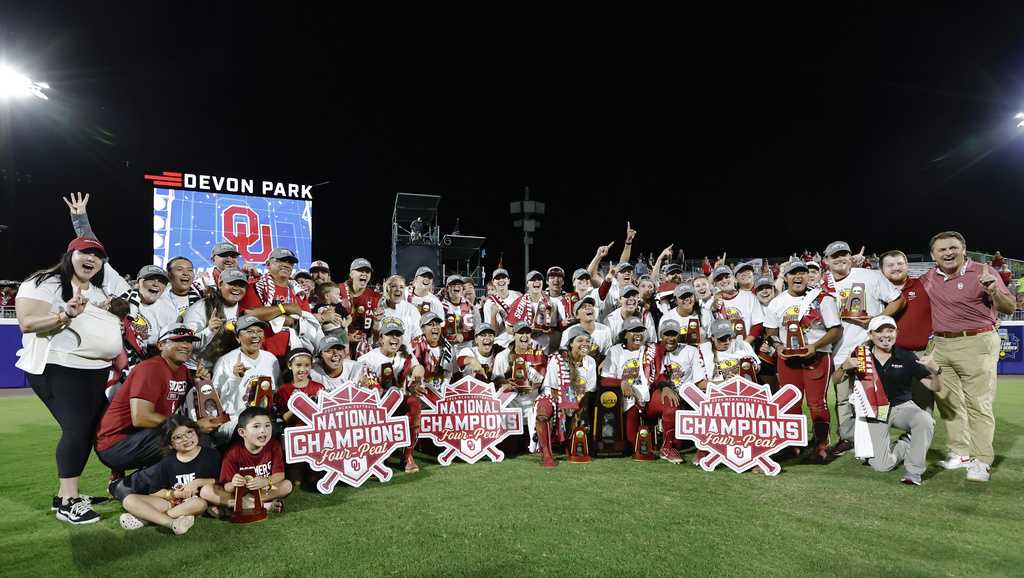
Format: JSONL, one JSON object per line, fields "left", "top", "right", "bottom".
{"left": 118, "top": 415, "right": 219, "bottom": 535}
{"left": 199, "top": 406, "right": 292, "bottom": 514}
{"left": 834, "top": 316, "right": 942, "bottom": 486}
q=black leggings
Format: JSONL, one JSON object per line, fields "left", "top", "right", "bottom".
{"left": 27, "top": 364, "right": 109, "bottom": 478}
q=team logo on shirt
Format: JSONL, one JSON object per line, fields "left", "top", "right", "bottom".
{"left": 417, "top": 376, "right": 524, "bottom": 465}
{"left": 283, "top": 382, "right": 411, "bottom": 493}
{"left": 783, "top": 306, "right": 800, "bottom": 318}
{"left": 907, "top": 291, "right": 917, "bottom": 301}
{"left": 131, "top": 315, "right": 151, "bottom": 342}
{"left": 674, "top": 377, "right": 807, "bottom": 475}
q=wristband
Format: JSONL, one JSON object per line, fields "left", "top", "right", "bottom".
{"left": 278, "top": 304, "right": 286, "bottom": 315}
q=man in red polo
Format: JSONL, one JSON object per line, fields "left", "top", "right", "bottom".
{"left": 879, "top": 250, "right": 933, "bottom": 408}
{"left": 920, "top": 231, "right": 1014, "bottom": 482}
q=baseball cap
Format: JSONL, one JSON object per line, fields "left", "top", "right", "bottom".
{"left": 620, "top": 285, "right": 640, "bottom": 298}
{"left": 474, "top": 323, "right": 496, "bottom": 336}
{"left": 137, "top": 265, "right": 169, "bottom": 281}
{"left": 659, "top": 318, "right": 682, "bottom": 337}
{"left": 806, "top": 261, "right": 821, "bottom": 270}
{"left": 673, "top": 283, "right": 695, "bottom": 299}
{"left": 513, "top": 321, "right": 532, "bottom": 334}
{"left": 350, "top": 258, "right": 373, "bottom": 271}
{"left": 211, "top": 242, "right": 239, "bottom": 257}
{"left": 574, "top": 295, "right": 596, "bottom": 315}
{"left": 67, "top": 237, "right": 106, "bottom": 257}
{"left": 235, "top": 315, "right": 269, "bottom": 332}
{"left": 562, "top": 324, "right": 590, "bottom": 344}
{"left": 572, "top": 268, "right": 591, "bottom": 281}
{"left": 294, "top": 270, "right": 312, "bottom": 280}
{"left": 420, "top": 311, "right": 442, "bottom": 326}
{"left": 711, "top": 266, "right": 732, "bottom": 281}
{"left": 616, "top": 261, "right": 634, "bottom": 271}
{"left": 220, "top": 268, "right": 248, "bottom": 285}
{"left": 310, "top": 260, "right": 331, "bottom": 272}
{"left": 446, "top": 274, "right": 463, "bottom": 286}
{"left": 547, "top": 266, "right": 565, "bottom": 277}
{"left": 287, "top": 348, "right": 314, "bottom": 363}
{"left": 526, "top": 270, "right": 544, "bottom": 282}
{"left": 492, "top": 268, "right": 509, "bottom": 279}
{"left": 620, "top": 317, "right": 645, "bottom": 335}
{"left": 824, "top": 241, "right": 852, "bottom": 257}
{"left": 868, "top": 315, "right": 897, "bottom": 332}
{"left": 782, "top": 261, "right": 809, "bottom": 276}
{"left": 317, "top": 334, "right": 347, "bottom": 354}
{"left": 709, "top": 319, "right": 735, "bottom": 340}
{"left": 268, "top": 248, "right": 298, "bottom": 263}
{"left": 158, "top": 323, "right": 200, "bottom": 342}
{"left": 415, "top": 266, "right": 435, "bottom": 278}
{"left": 663, "top": 263, "right": 682, "bottom": 275}
{"left": 734, "top": 261, "right": 755, "bottom": 275}
{"left": 380, "top": 317, "right": 405, "bottom": 335}
{"left": 754, "top": 276, "right": 774, "bottom": 290}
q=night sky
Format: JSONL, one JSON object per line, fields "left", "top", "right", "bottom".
{"left": 3, "top": 3, "right": 1024, "bottom": 282}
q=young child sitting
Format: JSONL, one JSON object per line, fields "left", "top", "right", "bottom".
{"left": 200, "top": 406, "right": 293, "bottom": 513}
{"left": 118, "top": 415, "right": 220, "bottom": 535}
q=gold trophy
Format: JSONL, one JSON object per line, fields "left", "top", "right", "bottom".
{"left": 841, "top": 283, "right": 869, "bottom": 321}
{"left": 781, "top": 314, "right": 808, "bottom": 357}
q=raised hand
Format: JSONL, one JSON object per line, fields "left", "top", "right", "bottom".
{"left": 233, "top": 359, "right": 247, "bottom": 378}
{"left": 852, "top": 246, "right": 866, "bottom": 267}
{"left": 979, "top": 265, "right": 998, "bottom": 293}
{"left": 64, "top": 288, "right": 88, "bottom": 318}
{"left": 625, "top": 222, "right": 637, "bottom": 244}
{"left": 62, "top": 192, "right": 90, "bottom": 216}
{"left": 596, "top": 241, "right": 615, "bottom": 259}
{"left": 208, "top": 312, "right": 224, "bottom": 333}
{"left": 659, "top": 244, "right": 674, "bottom": 260}
{"left": 714, "top": 252, "right": 727, "bottom": 268}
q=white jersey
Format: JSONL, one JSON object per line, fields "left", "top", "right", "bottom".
{"left": 601, "top": 344, "right": 651, "bottom": 410}
{"left": 381, "top": 299, "right": 423, "bottom": 347}
{"left": 129, "top": 296, "right": 179, "bottom": 348}
{"left": 696, "top": 341, "right": 759, "bottom": 384}
{"left": 16, "top": 276, "right": 116, "bottom": 371}
{"left": 705, "top": 290, "right": 765, "bottom": 334}
{"left": 559, "top": 322, "right": 613, "bottom": 358}
{"left": 828, "top": 268, "right": 901, "bottom": 365}
{"left": 606, "top": 308, "right": 657, "bottom": 344}
{"left": 310, "top": 361, "right": 358, "bottom": 392}
{"left": 482, "top": 290, "right": 522, "bottom": 347}
{"left": 211, "top": 348, "right": 280, "bottom": 438}
{"left": 541, "top": 354, "right": 597, "bottom": 395}
{"left": 660, "top": 308, "right": 711, "bottom": 338}
{"left": 659, "top": 344, "right": 706, "bottom": 394}
{"left": 354, "top": 348, "right": 421, "bottom": 390}
{"left": 493, "top": 348, "right": 547, "bottom": 408}
{"left": 160, "top": 290, "right": 195, "bottom": 321}
{"left": 182, "top": 299, "right": 240, "bottom": 351}
{"left": 455, "top": 346, "right": 499, "bottom": 381}
{"left": 763, "top": 289, "right": 841, "bottom": 354}
{"left": 405, "top": 287, "right": 445, "bottom": 319}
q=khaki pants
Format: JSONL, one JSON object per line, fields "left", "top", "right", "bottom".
{"left": 867, "top": 400, "right": 935, "bottom": 477}
{"left": 932, "top": 331, "right": 999, "bottom": 465}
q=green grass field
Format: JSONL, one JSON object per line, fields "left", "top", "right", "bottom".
{"left": 1, "top": 380, "right": 1023, "bottom": 577}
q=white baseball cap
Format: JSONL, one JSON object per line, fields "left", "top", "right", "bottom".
{"left": 868, "top": 315, "right": 897, "bottom": 332}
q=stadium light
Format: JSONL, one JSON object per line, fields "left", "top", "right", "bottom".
{"left": 0, "top": 64, "right": 49, "bottom": 100}
{"left": 1016, "top": 112, "right": 1024, "bottom": 128}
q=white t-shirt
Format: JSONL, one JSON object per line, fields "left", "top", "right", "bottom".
{"left": 707, "top": 290, "right": 765, "bottom": 334}
{"left": 183, "top": 299, "right": 240, "bottom": 351}
{"left": 697, "top": 341, "right": 760, "bottom": 384}
{"left": 455, "top": 346, "right": 498, "bottom": 380}
{"left": 763, "top": 289, "right": 841, "bottom": 354}
{"left": 493, "top": 348, "right": 546, "bottom": 407}
{"left": 382, "top": 300, "right": 424, "bottom": 347}
{"left": 161, "top": 290, "right": 194, "bottom": 321}
{"left": 660, "top": 308, "right": 711, "bottom": 340}
{"left": 658, "top": 344, "right": 707, "bottom": 394}
{"left": 601, "top": 344, "right": 651, "bottom": 410}
{"left": 405, "top": 288, "right": 445, "bottom": 319}
{"left": 17, "top": 276, "right": 113, "bottom": 370}
{"left": 311, "top": 360, "right": 358, "bottom": 392}
{"left": 211, "top": 348, "right": 280, "bottom": 437}
{"left": 482, "top": 290, "right": 522, "bottom": 347}
{"left": 558, "top": 321, "right": 613, "bottom": 358}
{"left": 606, "top": 308, "right": 657, "bottom": 344}
{"left": 828, "top": 268, "right": 901, "bottom": 365}
{"left": 541, "top": 354, "right": 597, "bottom": 395}
{"left": 354, "top": 348, "right": 421, "bottom": 390}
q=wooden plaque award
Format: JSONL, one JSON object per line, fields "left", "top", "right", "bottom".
{"left": 509, "top": 354, "right": 531, "bottom": 393}
{"left": 533, "top": 303, "right": 551, "bottom": 330}
{"left": 444, "top": 313, "right": 459, "bottom": 340}
{"left": 738, "top": 358, "right": 758, "bottom": 381}
{"left": 379, "top": 362, "right": 397, "bottom": 390}
{"left": 632, "top": 423, "right": 657, "bottom": 461}
{"left": 246, "top": 376, "right": 273, "bottom": 409}
{"left": 567, "top": 425, "right": 592, "bottom": 463}
{"left": 195, "top": 379, "right": 229, "bottom": 424}
{"left": 841, "top": 283, "right": 869, "bottom": 321}
{"left": 781, "top": 315, "right": 809, "bottom": 357}
{"left": 231, "top": 480, "right": 267, "bottom": 524}
{"left": 683, "top": 318, "right": 701, "bottom": 345}
{"left": 730, "top": 317, "right": 747, "bottom": 340}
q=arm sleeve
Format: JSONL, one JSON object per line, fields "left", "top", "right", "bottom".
{"left": 820, "top": 295, "right": 842, "bottom": 329}
{"left": 71, "top": 211, "right": 96, "bottom": 239}
{"left": 219, "top": 449, "right": 237, "bottom": 483}
{"left": 762, "top": 301, "right": 780, "bottom": 330}
{"left": 271, "top": 440, "right": 285, "bottom": 474}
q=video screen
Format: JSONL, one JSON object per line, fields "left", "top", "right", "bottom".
{"left": 153, "top": 188, "right": 313, "bottom": 271}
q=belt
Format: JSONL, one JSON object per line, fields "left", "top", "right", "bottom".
{"left": 933, "top": 326, "right": 994, "bottom": 338}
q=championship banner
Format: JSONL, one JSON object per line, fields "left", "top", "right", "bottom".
{"left": 418, "top": 376, "right": 524, "bottom": 465}
{"left": 284, "top": 383, "right": 411, "bottom": 493}
{"left": 675, "top": 377, "right": 807, "bottom": 475}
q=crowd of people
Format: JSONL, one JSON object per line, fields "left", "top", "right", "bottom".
{"left": 12, "top": 193, "right": 1013, "bottom": 534}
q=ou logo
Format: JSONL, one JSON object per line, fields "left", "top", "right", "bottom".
{"left": 223, "top": 205, "right": 273, "bottom": 262}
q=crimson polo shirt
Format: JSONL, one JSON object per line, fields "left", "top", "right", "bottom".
{"left": 920, "top": 261, "right": 1010, "bottom": 333}
{"left": 894, "top": 277, "right": 931, "bottom": 351}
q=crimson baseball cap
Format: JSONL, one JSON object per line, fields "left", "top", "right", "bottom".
{"left": 67, "top": 237, "right": 106, "bottom": 257}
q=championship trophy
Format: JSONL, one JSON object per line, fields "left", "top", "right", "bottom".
{"left": 841, "top": 283, "right": 869, "bottom": 321}
{"left": 567, "top": 425, "right": 592, "bottom": 463}
{"left": 756, "top": 340, "right": 777, "bottom": 366}
{"left": 509, "top": 354, "right": 531, "bottom": 393}
{"left": 444, "top": 313, "right": 459, "bottom": 340}
{"left": 730, "top": 317, "right": 747, "bottom": 340}
{"left": 195, "top": 379, "right": 229, "bottom": 424}
{"left": 781, "top": 315, "right": 808, "bottom": 357}
{"left": 593, "top": 381, "right": 626, "bottom": 457}
{"left": 738, "top": 358, "right": 758, "bottom": 381}
{"left": 683, "top": 318, "right": 701, "bottom": 345}
{"left": 534, "top": 303, "right": 551, "bottom": 330}
{"left": 632, "top": 422, "right": 657, "bottom": 461}
{"left": 379, "top": 362, "right": 397, "bottom": 390}
{"left": 246, "top": 376, "right": 273, "bottom": 409}
{"left": 231, "top": 478, "right": 267, "bottom": 524}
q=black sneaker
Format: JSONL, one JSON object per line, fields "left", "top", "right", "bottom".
{"left": 829, "top": 439, "right": 854, "bottom": 456}
{"left": 51, "top": 495, "right": 110, "bottom": 512}
{"left": 55, "top": 497, "right": 101, "bottom": 525}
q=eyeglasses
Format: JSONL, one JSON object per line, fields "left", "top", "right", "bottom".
{"left": 171, "top": 430, "right": 197, "bottom": 443}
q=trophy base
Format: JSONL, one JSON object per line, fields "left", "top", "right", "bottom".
{"left": 840, "top": 314, "right": 869, "bottom": 322}
{"left": 756, "top": 352, "right": 776, "bottom": 365}
{"left": 230, "top": 510, "right": 267, "bottom": 524}
{"left": 631, "top": 452, "right": 657, "bottom": 462}
{"left": 782, "top": 348, "right": 809, "bottom": 357}
{"left": 568, "top": 454, "right": 592, "bottom": 463}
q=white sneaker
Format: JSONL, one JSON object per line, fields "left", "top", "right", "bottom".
{"left": 119, "top": 513, "right": 145, "bottom": 530}
{"left": 938, "top": 454, "right": 971, "bottom": 470}
{"left": 966, "top": 460, "right": 990, "bottom": 482}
